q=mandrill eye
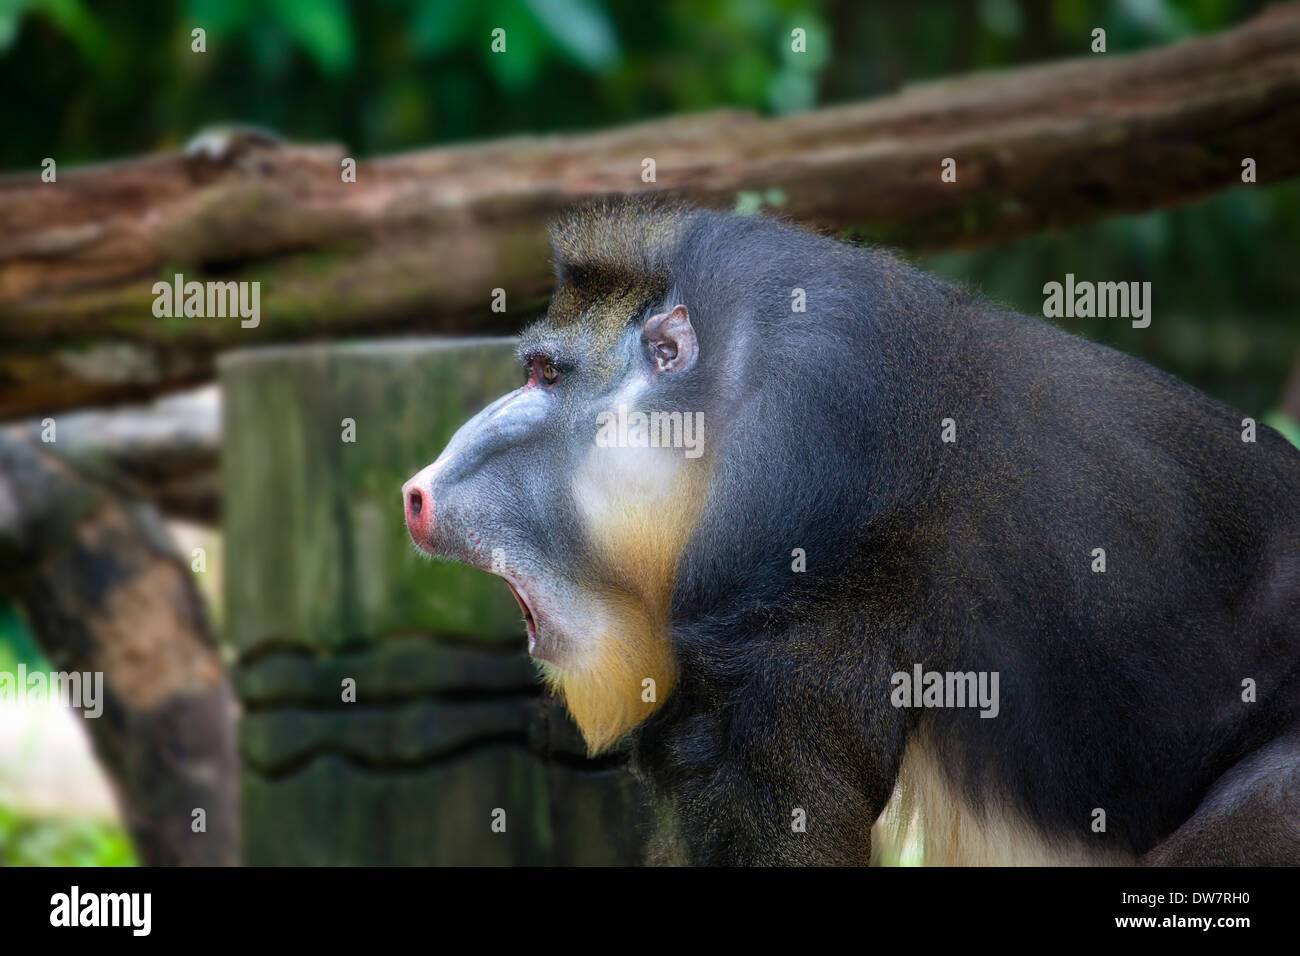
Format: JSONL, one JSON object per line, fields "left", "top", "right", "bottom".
{"left": 542, "top": 363, "right": 560, "bottom": 385}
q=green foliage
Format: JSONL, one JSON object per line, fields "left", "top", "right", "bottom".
{"left": 0, "top": 602, "right": 45, "bottom": 672}
{"left": 0, "top": 0, "right": 1276, "bottom": 159}
{"left": 0, "top": 0, "right": 831, "bottom": 163}
{"left": 0, "top": 0, "right": 1277, "bottom": 164}
{"left": 0, "top": 804, "right": 137, "bottom": 866}
{"left": 0, "top": 0, "right": 110, "bottom": 63}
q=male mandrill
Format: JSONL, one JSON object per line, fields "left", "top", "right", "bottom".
{"left": 404, "top": 202, "right": 1300, "bottom": 865}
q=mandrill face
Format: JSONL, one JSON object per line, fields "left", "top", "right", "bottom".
{"left": 403, "top": 259, "right": 714, "bottom": 754}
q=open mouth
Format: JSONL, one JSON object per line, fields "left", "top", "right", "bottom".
{"left": 504, "top": 580, "right": 538, "bottom": 653}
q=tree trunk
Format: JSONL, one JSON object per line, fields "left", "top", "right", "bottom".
{"left": 0, "top": 428, "right": 239, "bottom": 865}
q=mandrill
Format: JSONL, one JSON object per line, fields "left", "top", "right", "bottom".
{"left": 404, "top": 202, "right": 1300, "bottom": 866}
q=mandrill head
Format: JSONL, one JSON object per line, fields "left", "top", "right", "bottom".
{"left": 403, "top": 203, "right": 720, "bottom": 755}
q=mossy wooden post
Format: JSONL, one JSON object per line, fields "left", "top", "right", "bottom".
{"left": 220, "top": 339, "right": 652, "bottom": 865}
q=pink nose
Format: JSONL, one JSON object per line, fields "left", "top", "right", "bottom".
{"left": 402, "top": 474, "right": 435, "bottom": 549}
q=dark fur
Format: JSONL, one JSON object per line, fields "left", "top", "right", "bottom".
{"left": 588, "top": 206, "right": 1300, "bottom": 865}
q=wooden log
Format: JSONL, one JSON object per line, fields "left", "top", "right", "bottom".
{"left": 4, "top": 4, "right": 1300, "bottom": 417}
{"left": 11, "top": 386, "right": 219, "bottom": 522}
{"left": 222, "top": 338, "right": 652, "bottom": 865}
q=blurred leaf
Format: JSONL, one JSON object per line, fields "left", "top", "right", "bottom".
{"left": 1120, "top": 0, "right": 1189, "bottom": 38}
{"left": 726, "top": 48, "right": 769, "bottom": 104}
{"left": 523, "top": 0, "right": 617, "bottom": 70}
{"left": 409, "top": 0, "right": 477, "bottom": 56}
{"left": 270, "top": 0, "right": 353, "bottom": 74}
{"left": 780, "top": 18, "right": 829, "bottom": 71}
{"left": 247, "top": 21, "right": 294, "bottom": 75}
{"left": 486, "top": 1, "right": 544, "bottom": 90}
{"left": 186, "top": 0, "right": 255, "bottom": 35}
{"left": 5, "top": 0, "right": 111, "bottom": 65}
{"left": 979, "top": 0, "right": 1021, "bottom": 38}
{"left": 0, "top": 0, "right": 35, "bottom": 54}
{"left": 767, "top": 68, "right": 814, "bottom": 114}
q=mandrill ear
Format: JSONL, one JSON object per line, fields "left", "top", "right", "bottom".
{"left": 641, "top": 304, "right": 698, "bottom": 374}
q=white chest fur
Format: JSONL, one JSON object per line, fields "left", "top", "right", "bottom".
{"left": 872, "top": 734, "right": 1133, "bottom": 866}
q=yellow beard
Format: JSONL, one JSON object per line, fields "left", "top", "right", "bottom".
{"left": 553, "top": 444, "right": 710, "bottom": 754}
{"left": 538, "top": 591, "right": 677, "bottom": 755}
